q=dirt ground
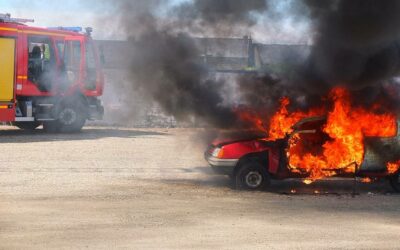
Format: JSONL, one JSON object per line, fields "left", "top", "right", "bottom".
{"left": 0, "top": 126, "right": 399, "bottom": 249}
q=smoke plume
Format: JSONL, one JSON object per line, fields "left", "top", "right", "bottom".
{"left": 113, "top": 0, "right": 273, "bottom": 128}
{"left": 129, "top": 29, "right": 237, "bottom": 127}
{"left": 304, "top": 0, "right": 400, "bottom": 91}
{"left": 176, "top": 0, "right": 268, "bottom": 34}
{"left": 106, "top": 0, "right": 400, "bottom": 128}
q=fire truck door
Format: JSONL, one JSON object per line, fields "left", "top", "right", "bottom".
{"left": 0, "top": 37, "right": 16, "bottom": 121}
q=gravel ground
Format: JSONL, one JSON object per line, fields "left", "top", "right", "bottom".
{"left": 0, "top": 126, "right": 399, "bottom": 249}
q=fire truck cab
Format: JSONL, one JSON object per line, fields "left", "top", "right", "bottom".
{"left": 0, "top": 14, "right": 104, "bottom": 132}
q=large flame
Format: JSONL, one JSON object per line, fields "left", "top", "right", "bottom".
{"left": 287, "top": 87, "right": 397, "bottom": 180}
{"left": 239, "top": 87, "right": 399, "bottom": 181}
{"left": 268, "top": 97, "right": 325, "bottom": 140}
{"left": 387, "top": 161, "right": 400, "bottom": 174}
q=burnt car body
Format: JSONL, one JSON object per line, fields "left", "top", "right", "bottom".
{"left": 205, "top": 117, "right": 400, "bottom": 191}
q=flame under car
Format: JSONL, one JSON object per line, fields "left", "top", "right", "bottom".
{"left": 205, "top": 117, "right": 400, "bottom": 191}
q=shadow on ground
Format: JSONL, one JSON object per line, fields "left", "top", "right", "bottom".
{"left": 163, "top": 168, "right": 399, "bottom": 196}
{"left": 0, "top": 127, "right": 167, "bottom": 143}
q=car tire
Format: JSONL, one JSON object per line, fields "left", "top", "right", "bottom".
{"left": 234, "top": 161, "right": 270, "bottom": 190}
{"left": 13, "top": 122, "right": 41, "bottom": 131}
{"left": 389, "top": 172, "right": 400, "bottom": 193}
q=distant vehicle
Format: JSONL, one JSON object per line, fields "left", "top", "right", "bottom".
{"left": 0, "top": 13, "right": 104, "bottom": 132}
{"left": 205, "top": 117, "right": 400, "bottom": 192}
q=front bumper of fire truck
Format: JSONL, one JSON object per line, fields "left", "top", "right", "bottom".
{"left": 205, "top": 146, "right": 238, "bottom": 175}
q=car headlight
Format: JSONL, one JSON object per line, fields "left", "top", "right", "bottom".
{"left": 211, "top": 147, "right": 223, "bottom": 158}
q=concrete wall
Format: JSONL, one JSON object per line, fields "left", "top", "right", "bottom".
{"left": 94, "top": 37, "right": 310, "bottom": 72}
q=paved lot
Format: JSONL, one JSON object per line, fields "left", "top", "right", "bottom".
{"left": 0, "top": 126, "right": 399, "bottom": 249}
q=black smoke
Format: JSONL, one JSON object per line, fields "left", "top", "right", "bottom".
{"left": 177, "top": 0, "right": 268, "bottom": 28}
{"left": 304, "top": 0, "right": 400, "bottom": 91}
{"left": 129, "top": 28, "right": 237, "bottom": 128}
{"left": 110, "top": 0, "right": 400, "bottom": 129}
{"left": 114, "top": 0, "right": 272, "bottom": 128}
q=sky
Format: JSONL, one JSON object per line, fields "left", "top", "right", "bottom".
{"left": 0, "top": 0, "right": 310, "bottom": 43}
{"left": 0, "top": 0, "right": 130, "bottom": 39}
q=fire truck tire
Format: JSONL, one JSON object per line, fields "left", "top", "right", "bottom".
{"left": 13, "top": 122, "right": 41, "bottom": 131}
{"left": 234, "top": 162, "right": 270, "bottom": 190}
{"left": 57, "top": 100, "right": 87, "bottom": 133}
{"left": 389, "top": 172, "right": 400, "bottom": 192}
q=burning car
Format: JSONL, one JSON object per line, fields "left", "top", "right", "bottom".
{"left": 205, "top": 117, "right": 400, "bottom": 191}
{"left": 205, "top": 88, "right": 400, "bottom": 192}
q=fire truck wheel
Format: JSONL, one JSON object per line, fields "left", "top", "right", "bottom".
{"left": 234, "top": 162, "right": 270, "bottom": 190}
{"left": 389, "top": 172, "right": 400, "bottom": 192}
{"left": 57, "top": 101, "right": 87, "bottom": 133}
{"left": 13, "top": 122, "right": 41, "bottom": 131}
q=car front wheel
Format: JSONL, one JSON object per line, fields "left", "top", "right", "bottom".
{"left": 234, "top": 161, "right": 270, "bottom": 190}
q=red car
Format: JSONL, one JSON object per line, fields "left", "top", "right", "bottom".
{"left": 205, "top": 117, "right": 400, "bottom": 192}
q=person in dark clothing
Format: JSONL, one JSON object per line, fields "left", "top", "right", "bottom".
{"left": 28, "top": 45, "right": 43, "bottom": 82}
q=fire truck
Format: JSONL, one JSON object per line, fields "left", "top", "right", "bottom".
{"left": 0, "top": 14, "right": 104, "bottom": 132}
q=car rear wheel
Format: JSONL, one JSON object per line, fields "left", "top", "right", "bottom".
{"left": 389, "top": 172, "right": 400, "bottom": 193}
{"left": 234, "top": 161, "right": 270, "bottom": 190}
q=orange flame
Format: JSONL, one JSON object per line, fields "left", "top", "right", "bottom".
{"left": 236, "top": 109, "right": 266, "bottom": 132}
{"left": 238, "top": 86, "right": 398, "bottom": 181}
{"left": 303, "top": 179, "right": 313, "bottom": 185}
{"left": 288, "top": 87, "right": 397, "bottom": 180}
{"left": 268, "top": 97, "right": 324, "bottom": 140}
{"left": 387, "top": 161, "right": 400, "bottom": 174}
{"left": 360, "top": 177, "right": 372, "bottom": 183}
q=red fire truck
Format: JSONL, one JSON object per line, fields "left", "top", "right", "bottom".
{"left": 0, "top": 14, "right": 104, "bottom": 132}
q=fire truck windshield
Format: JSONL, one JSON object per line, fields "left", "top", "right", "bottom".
{"left": 85, "top": 41, "right": 97, "bottom": 90}
{"left": 64, "top": 40, "right": 81, "bottom": 83}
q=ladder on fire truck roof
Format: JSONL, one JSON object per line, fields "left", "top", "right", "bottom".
{"left": 0, "top": 13, "right": 34, "bottom": 23}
